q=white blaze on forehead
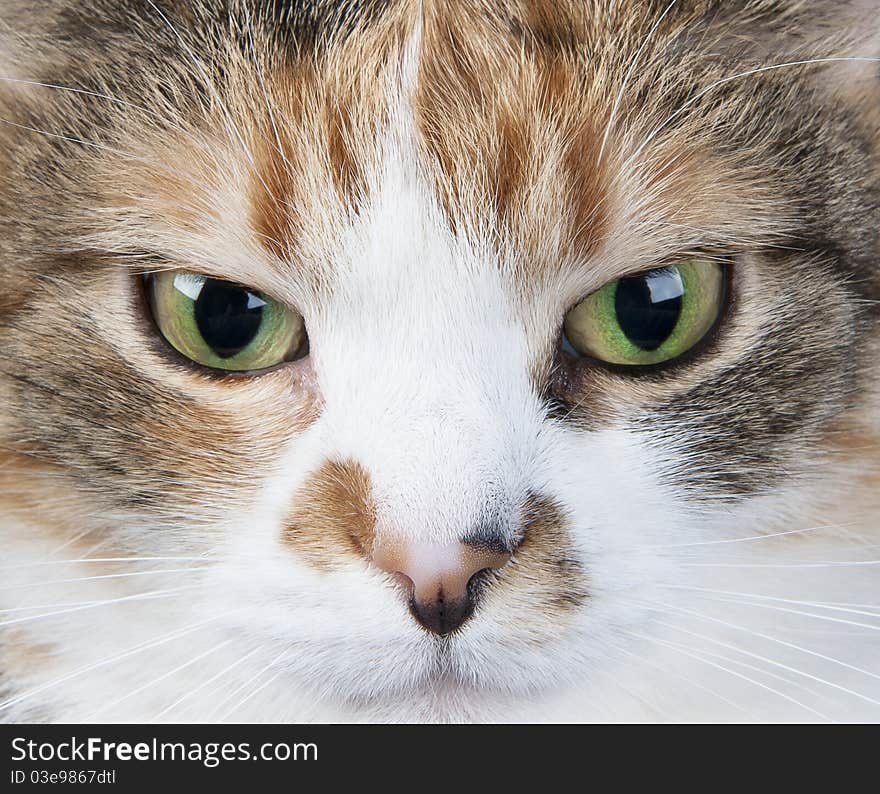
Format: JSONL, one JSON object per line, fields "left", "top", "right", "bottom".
{"left": 305, "top": 36, "right": 547, "bottom": 546}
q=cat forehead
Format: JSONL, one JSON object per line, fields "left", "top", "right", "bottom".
{"left": 102, "top": 0, "right": 798, "bottom": 307}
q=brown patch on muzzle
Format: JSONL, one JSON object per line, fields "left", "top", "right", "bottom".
{"left": 504, "top": 494, "right": 589, "bottom": 614}
{"left": 282, "top": 459, "right": 377, "bottom": 571}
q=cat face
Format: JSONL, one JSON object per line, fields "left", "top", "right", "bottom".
{"left": 1, "top": 1, "right": 878, "bottom": 721}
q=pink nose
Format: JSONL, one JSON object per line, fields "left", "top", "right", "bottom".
{"left": 372, "top": 541, "right": 511, "bottom": 635}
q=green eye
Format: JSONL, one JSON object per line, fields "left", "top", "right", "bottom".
{"left": 145, "top": 271, "right": 308, "bottom": 372}
{"left": 562, "top": 259, "right": 726, "bottom": 366}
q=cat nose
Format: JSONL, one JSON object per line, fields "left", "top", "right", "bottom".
{"left": 372, "top": 540, "right": 511, "bottom": 636}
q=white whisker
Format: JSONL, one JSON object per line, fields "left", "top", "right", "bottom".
{"left": 672, "top": 593, "right": 880, "bottom": 632}
{"left": 84, "top": 638, "right": 234, "bottom": 721}
{"left": 641, "top": 602, "right": 880, "bottom": 700}
{"left": 680, "top": 560, "right": 880, "bottom": 569}
{"left": 611, "top": 638, "right": 757, "bottom": 718}
{"left": 0, "top": 567, "right": 212, "bottom": 593}
{"left": 0, "top": 590, "right": 188, "bottom": 616}
{"left": 0, "top": 117, "right": 220, "bottom": 194}
{"left": 0, "top": 75, "right": 218, "bottom": 161}
{"left": 662, "top": 585, "right": 880, "bottom": 619}
{"left": 142, "top": 0, "right": 284, "bottom": 211}
{"left": 0, "top": 557, "right": 213, "bottom": 572}
{"left": 216, "top": 666, "right": 287, "bottom": 723}
{"left": 205, "top": 644, "right": 293, "bottom": 722}
{"left": 0, "top": 585, "right": 201, "bottom": 629}
{"left": 651, "top": 614, "right": 880, "bottom": 708}
{"left": 632, "top": 631, "right": 833, "bottom": 721}
{"left": 632, "top": 521, "right": 860, "bottom": 551}
{"left": 45, "top": 527, "right": 98, "bottom": 558}
{"left": 0, "top": 609, "right": 237, "bottom": 714}
{"left": 240, "top": 2, "right": 290, "bottom": 170}
{"left": 626, "top": 56, "right": 880, "bottom": 167}
{"left": 597, "top": 0, "right": 681, "bottom": 164}
{"left": 150, "top": 642, "right": 268, "bottom": 722}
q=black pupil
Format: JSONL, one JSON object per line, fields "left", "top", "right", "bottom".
{"left": 193, "top": 279, "right": 264, "bottom": 359}
{"left": 614, "top": 267, "right": 684, "bottom": 351}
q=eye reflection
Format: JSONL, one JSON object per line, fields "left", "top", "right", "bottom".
{"left": 189, "top": 277, "right": 267, "bottom": 360}
{"left": 614, "top": 267, "right": 684, "bottom": 352}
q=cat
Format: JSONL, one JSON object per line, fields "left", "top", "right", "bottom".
{"left": 0, "top": 0, "right": 878, "bottom": 723}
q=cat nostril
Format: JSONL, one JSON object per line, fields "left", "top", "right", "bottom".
{"left": 408, "top": 586, "right": 474, "bottom": 637}
{"left": 372, "top": 540, "right": 511, "bottom": 636}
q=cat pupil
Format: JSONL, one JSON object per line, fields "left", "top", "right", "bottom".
{"left": 614, "top": 267, "right": 684, "bottom": 351}
{"left": 193, "top": 279, "right": 264, "bottom": 359}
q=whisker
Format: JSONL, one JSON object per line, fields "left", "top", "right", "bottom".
{"left": 216, "top": 665, "right": 288, "bottom": 723}
{"left": 142, "top": 0, "right": 285, "bottom": 212}
{"left": 626, "top": 56, "right": 880, "bottom": 167}
{"left": 640, "top": 601, "right": 880, "bottom": 699}
{"left": 239, "top": 2, "right": 291, "bottom": 171}
{"left": 0, "top": 585, "right": 201, "bottom": 629}
{"left": 651, "top": 614, "right": 880, "bottom": 707}
{"left": 0, "top": 567, "right": 212, "bottom": 593}
{"left": 659, "top": 635, "right": 836, "bottom": 708}
{"left": 0, "top": 557, "right": 213, "bottom": 572}
{"left": 669, "top": 593, "right": 880, "bottom": 633}
{"left": 610, "top": 638, "right": 757, "bottom": 718}
{"left": 0, "top": 609, "right": 237, "bottom": 714}
{"left": 205, "top": 644, "right": 293, "bottom": 722}
{"left": 662, "top": 585, "right": 880, "bottom": 618}
{"left": 597, "top": 0, "right": 681, "bottom": 165}
{"left": 631, "top": 631, "right": 833, "bottom": 721}
{"left": 45, "top": 527, "right": 98, "bottom": 558}
{"left": 84, "top": 638, "right": 234, "bottom": 721}
{"left": 591, "top": 663, "right": 665, "bottom": 715}
{"left": 150, "top": 642, "right": 268, "bottom": 722}
{"left": 0, "top": 117, "right": 220, "bottom": 194}
{"left": 0, "top": 75, "right": 219, "bottom": 161}
{"left": 142, "top": 0, "right": 243, "bottom": 145}
{"left": 0, "top": 76, "right": 163, "bottom": 114}
{"left": 680, "top": 560, "right": 880, "bottom": 569}
{"left": 0, "top": 589, "right": 187, "bottom": 615}
{"left": 631, "top": 521, "right": 861, "bottom": 551}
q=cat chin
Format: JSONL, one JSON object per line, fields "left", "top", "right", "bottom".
{"left": 210, "top": 618, "right": 605, "bottom": 709}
